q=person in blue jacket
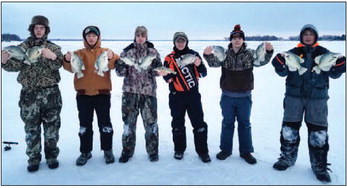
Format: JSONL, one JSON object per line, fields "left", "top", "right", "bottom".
{"left": 272, "top": 24, "right": 346, "bottom": 183}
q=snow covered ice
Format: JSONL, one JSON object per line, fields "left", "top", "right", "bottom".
{"left": 1, "top": 40, "right": 345, "bottom": 185}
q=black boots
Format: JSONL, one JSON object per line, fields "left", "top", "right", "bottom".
{"left": 27, "top": 164, "right": 39, "bottom": 172}
{"left": 174, "top": 152, "right": 184, "bottom": 160}
{"left": 216, "top": 150, "right": 231, "bottom": 160}
{"left": 119, "top": 150, "right": 133, "bottom": 163}
{"left": 240, "top": 153, "right": 257, "bottom": 164}
{"left": 312, "top": 163, "right": 332, "bottom": 183}
{"left": 76, "top": 152, "right": 92, "bottom": 166}
{"left": 199, "top": 153, "right": 211, "bottom": 163}
{"left": 273, "top": 157, "right": 291, "bottom": 171}
{"left": 149, "top": 154, "right": 159, "bottom": 162}
{"left": 104, "top": 150, "right": 115, "bottom": 164}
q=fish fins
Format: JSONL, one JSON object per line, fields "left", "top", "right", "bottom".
{"left": 298, "top": 67, "right": 308, "bottom": 75}
{"left": 76, "top": 72, "right": 84, "bottom": 79}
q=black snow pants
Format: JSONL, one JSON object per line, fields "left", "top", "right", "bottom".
{"left": 169, "top": 90, "right": 208, "bottom": 155}
{"left": 76, "top": 94, "right": 113, "bottom": 153}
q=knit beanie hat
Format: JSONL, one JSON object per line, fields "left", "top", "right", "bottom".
{"left": 229, "top": 24, "right": 245, "bottom": 41}
{"left": 173, "top": 32, "right": 188, "bottom": 44}
{"left": 135, "top": 26, "right": 148, "bottom": 39}
{"left": 83, "top": 26, "right": 100, "bottom": 39}
{"left": 28, "top": 15, "right": 50, "bottom": 37}
{"left": 300, "top": 24, "right": 319, "bottom": 44}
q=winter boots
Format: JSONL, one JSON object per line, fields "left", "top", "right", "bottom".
{"left": 47, "top": 159, "right": 59, "bottom": 169}
{"left": 149, "top": 154, "right": 159, "bottom": 162}
{"left": 119, "top": 150, "right": 133, "bottom": 163}
{"left": 240, "top": 153, "right": 257, "bottom": 164}
{"left": 27, "top": 164, "right": 39, "bottom": 172}
{"left": 273, "top": 157, "right": 291, "bottom": 171}
{"left": 104, "top": 150, "right": 115, "bottom": 164}
{"left": 199, "top": 153, "right": 211, "bottom": 163}
{"left": 312, "top": 163, "right": 332, "bottom": 183}
{"left": 76, "top": 152, "right": 92, "bottom": 166}
{"left": 216, "top": 150, "right": 231, "bottom": 160}
{"left": 174, "top": 151, "right": 184, "bottom": 160}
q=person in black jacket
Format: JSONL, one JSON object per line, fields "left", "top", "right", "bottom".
{"left": 272, "top": 24, "right": 346, "bottom": 183}
{"left": 163, "top": 32, "right": 211, "bottom": 163}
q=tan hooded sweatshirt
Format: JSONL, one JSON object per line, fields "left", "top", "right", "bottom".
{"left": 63, "top": 37, "right": 119, "bottom": 96}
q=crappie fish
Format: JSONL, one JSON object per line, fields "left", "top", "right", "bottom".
{"left": 26, "top": 46, "right": 43, "bottom": 64}
{"left": 212, "top": 46, "right": 226, "bottom": 62}
{"left": 313, "top": 52, "right": 342, "bottom": 74}
{"left": 95, "top": 51, "right": 109, "bottom": 77}
{"left": 3, "top": 45, "right": 26, "bottom": 62}
{"left": 121, "top": 57, "right": 136, "bottom": 66}
{"left": 178, "top": 54, "right": 197, "bottom": 67}
{"left": 71, "top": 52, "right": 85, "bottom": 79}
{"left": 154, "top": 67, "right": 177, "bottom": 75}
{"left": 139, "top": 55, "right": 157, "bottom": 70}
{"left": 253, "top": 42, "right": 266, "bottom": 66}
{"left": 121, "top": 57, "right": 141, "bottom": 70}
{"left": 282, "top": 51, "right": 307, "bottom": 75}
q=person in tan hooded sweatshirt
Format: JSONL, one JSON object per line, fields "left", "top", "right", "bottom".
{"left": 63, "top": 25, "right": 119, "bottom": 166}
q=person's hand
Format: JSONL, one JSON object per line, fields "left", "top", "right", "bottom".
{"left": 107, "top": 50, "right": 114, "bottom": 60}
{"left": 273, "top": 53, "right": 286, "bottom": 70}
{"left": 265, "top": 42, "right": 273, "bottom": 51}
{"left": 2, "top": 51, "right": 11, "bottom": 64}
{"left": 42, "top": 48, "right": 57, "bottom": 60}
{"left": 203, "top": 46, "right": 213, "bottom": 55}
{"left": 330, "top": 56, "right": 346, "bottom": 72}
{"left": 194, "top": 57, "right": 202, "bottom": 66}
{"left": 64, "top": 51, "right": 72, "bottom": 62}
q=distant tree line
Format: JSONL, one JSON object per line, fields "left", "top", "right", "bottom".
{"left": 2, "top": 33, "right": 21, "bottom": 41}
{"left": 225, "top": 34, "right": 345, "bottom": 41}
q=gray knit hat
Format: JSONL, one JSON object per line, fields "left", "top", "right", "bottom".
{"left": 300, "top": 24, "right": 319, "bottom": 44}
{"left": 173, "top": 32, "right": 188, "bottom": 44}
{"left": 135, "top": 26, "right": 148, "bottom": 39}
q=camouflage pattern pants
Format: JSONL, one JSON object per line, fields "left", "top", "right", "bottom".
{"left": 121, "top": 92, "right": 158, "bottom": 155}
{"left": 19, "top": 85, "right": 62, "bottom": 165}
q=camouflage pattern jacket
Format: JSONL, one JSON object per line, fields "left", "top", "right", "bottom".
{"left": 116, "top": 41, "right": 162, "bottom": 97}
{"left": 2, "top": 37, "right": 63, "bottom": 89}
{"left": 204, "top": 45, "right": 273, "bottom": 92}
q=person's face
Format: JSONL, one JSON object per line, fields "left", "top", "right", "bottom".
{"left": 302, "top": 30, "right": 316, "bottom": 46}
{"left": 175, "top": 38, "right": 187, "bottom": 50}
{"left": 34, "top": 25, "right": 46, "bottom": 39}
{"left": 86, "top": 33, "right": 98, "bottom": 46}
{"left": 231, "top": 35, "right": 244, "bottom": 49}
{"left": 135, "top": 33, "right": 147, "bottom": 44}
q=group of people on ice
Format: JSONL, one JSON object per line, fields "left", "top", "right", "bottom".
{"left": 2, "top": 15, "right": 346, "bottom": 183}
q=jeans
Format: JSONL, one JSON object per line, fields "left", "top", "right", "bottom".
{"left": 219, "top": 94, "right": 254, "bottom": 155}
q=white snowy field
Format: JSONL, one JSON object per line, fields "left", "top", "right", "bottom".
{"left": 1, "top": 40, "right": 345, "bottom": 186}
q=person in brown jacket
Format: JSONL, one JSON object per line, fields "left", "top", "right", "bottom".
{"left": 63, "top": 25, "right": 119, "bottom": 166}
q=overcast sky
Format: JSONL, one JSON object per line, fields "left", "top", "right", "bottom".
{"left": 1, "top": 2, "right": 345, "bottom": 40}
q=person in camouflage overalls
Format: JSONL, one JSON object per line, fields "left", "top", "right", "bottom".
{"left": 116, "top": 26, "right": 164, "bottom": 163}
{"left": 1, "top": 15, "right": 63, "bottom": 172}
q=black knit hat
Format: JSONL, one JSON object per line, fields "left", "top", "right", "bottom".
{"left": 28, "top": 15, "right": 50, "bottom": 37}
{"left": 300, "top": 24, "right": 319, "bottom": 45}
{"left": 83, "top": 26, "right": 100, "bottom": 38}
{"left": 229, "top": 24, "right": 245, "bottom": 41}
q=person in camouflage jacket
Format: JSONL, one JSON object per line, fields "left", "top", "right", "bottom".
{"left": 115, "top": 26, "right": 164, "bottom": 163}
{"left": 1, "top": 15, "right": 63, "bottom": 172}
{"left": 203, "top": 24, "right": 273, "bottom": 165}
